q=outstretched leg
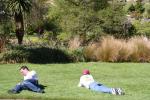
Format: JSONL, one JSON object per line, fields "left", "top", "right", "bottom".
{"left": 90, "top": 82, "right": 112, "bottom": 93}
{"left": 89, "top": 82, "right": 124, "bottom": 95}
{"left": 8, "top": 82, "right": 28, "bottom": 94}
{"left": 8, "top": 80, "right": 44, "bottom": 94}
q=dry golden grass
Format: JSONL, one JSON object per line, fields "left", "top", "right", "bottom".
{"left": 129, "top": 36, "right": 150, "bottom": 62}
{"left": 85, "top": 36, "right": 150, "bottom": 62}
{"left": 117, "top": 40, "right": 132, "bottom": 62}
{"left": 0, "top": 38, "right": 6, "bottom": 53}
{"left": 84, "top": 42, "right": 99, "bottom": 61}
{"left": 95, "top": 36, "right": 121, "bottom": 62}
{"left": 68, "top": 36, "right": 82, "bottom": 51}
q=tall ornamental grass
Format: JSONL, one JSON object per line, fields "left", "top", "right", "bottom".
{"left": 85, "top": 36, "right": 150, "bottom": 62}
{"left": 0, "top": 37, "right": 6, "bottom": 53}
{"left": 129, "top": 36, "right": 150, "bottom": 62}
{"left": 95, "top": 36, "right": 121, "bottom": 62}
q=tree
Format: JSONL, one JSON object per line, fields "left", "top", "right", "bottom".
{"left": 134, "top": 0, "right": 145, "bottom": 14}
{"left": 49, "top": 0, "right": 128, "bottom": 42}
{"left": 0, "top": 0, "right": 14, "bottom": 37}
{"left": 100, "top": 2, "right": 127, "bottom": 37}
{"left": 8, "top": 0, "right": 32, "bottom": 44}
{"left": 49, "top": 0, "right": 109, "bottom": 42}
{"left": 0, "top": 0, "right": 10, "bottom": 23}
{"left": 25, "top": 0, "right": 50, "bottom": 35}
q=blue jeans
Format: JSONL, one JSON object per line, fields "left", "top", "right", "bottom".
{"left": 89, "top": 82, "right": 112, "bottom": 93}
{"left": 12, "top": 79, "right": 42, "bottom": 93}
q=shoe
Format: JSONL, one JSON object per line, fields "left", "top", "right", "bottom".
{"left": 8, "top": 90, "right": 19, "bottom": 94}
{"left": 117, "top": 88, "right": 125, "bottom": 95}
{"left": 37, "top": 89, "right": 45, "bottom": 93}
{"left": 111, "top": 88, "right": 118, "bottom": 95}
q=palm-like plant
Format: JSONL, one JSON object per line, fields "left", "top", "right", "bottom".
{"left": 8, "top": 0, "right": 32, "bottom": 44}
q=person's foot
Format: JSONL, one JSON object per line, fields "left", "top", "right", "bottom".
{"left": 111, "top": 88, "right": 125, "bottom": 95}
{"left": 37, "top": 89, "right": 45, "bottom": 93}
{"left": 117, "top": 88, "right": 125, "bottom": 95}
{"left": 8, "top": 90, "right": 19, "bottom": 94}
{"left": 111, "top": 88, "right": 118, "bottom": 95}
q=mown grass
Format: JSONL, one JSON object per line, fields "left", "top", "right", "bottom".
{"left": 0, "top": 62, "right": 150, "bottom": 100}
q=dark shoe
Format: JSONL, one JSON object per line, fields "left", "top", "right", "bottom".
{"left": 8, "top": 90, "right": 19, "bottom": 94}
{"left": 37, "top": 89, "right": 45, "bottom": 93}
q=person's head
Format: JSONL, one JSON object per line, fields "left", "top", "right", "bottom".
{"left": 82, "top": 69, "right": 90, "bottom": 75}
{"left": 19, "top": 66, "right": 30, "bottom": 76}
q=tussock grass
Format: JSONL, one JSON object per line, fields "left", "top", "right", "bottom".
{"left": 129, "top": 36, "right": 150, "bottom": 62}
{"left": 84, "top": 43, "right": 99, "bottom": 61}
{"left": 0, "top": 38, "right": 6, "bottom": 53}
{"left": 95, "top": 36, "right": 121, "bottom": 62}
{"left": 69, "top": 36, "right": 82, "bottom": 51}
{"left": 85, "top": 36, "right": 150, "bottom": 62}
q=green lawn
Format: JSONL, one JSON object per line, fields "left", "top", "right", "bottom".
{"left": 0, "top": 62, "right": 150, "bottom": 100}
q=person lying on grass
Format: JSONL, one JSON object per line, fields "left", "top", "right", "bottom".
{"left": 78, "top": 69, "right": 125, "bottom": 95}
{"left": 8, "top": 66, "right": 45, "bottom": 94}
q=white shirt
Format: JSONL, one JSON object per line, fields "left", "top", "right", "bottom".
{"left": 78, "top": 74, "right": 95, "bottom": 89}
{"left": 24, "top": 70, "right": 38, "bottom": 80}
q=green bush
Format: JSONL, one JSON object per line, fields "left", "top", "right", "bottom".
{"left": 134, "top": 1, "right": 145, "bottom": 14}
{"left": 27, "top": 47, "right": 71, "bottom": 63}
{"left": 0, "top": 46, "right": 72, "bottom": 64}
{"left": 57, "top": 32, "right": 71, "bottom": 42}
{"left": 133, "top": 20, "right": 150, "bottom": 36}
{"left": 26, "top": 24, "right": 37, "bottom": 35}
{"left": 69, "top": 48, "right": 85, "bottom": 62}
{"left": 128, "top": 4, "right": 135, "bottom": 12}
{"left": 1, "top": 50, "right": 29, "bottom": 63}
{"left": 143, "top": 3, "right": 150, "bottom": 18}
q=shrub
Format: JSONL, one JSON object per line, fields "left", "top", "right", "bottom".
{"left": 128, "top": 4, "right": 135, "bottom": 12}
{"left": 143, "top": 3, "right": 150, "bottom": 19}
{"left": 57, "top": 32, "right": 71, "bottom": 42}
{"left": 0, "top": 46, "right": 72, "bottom": 64}
{"left": 132, "top": 20, "right": 150, "bottom": 36}
{"left": 134, "top": 1, "right": 145, "bottom": 14}
{"left": 69, "top": 47, "right": 85, "bottom": 62}
{"left": 27, "top": 47, "right": 71, "bottom": 64}
{"left": 1, "top": 50, "right": 29, "bottom": 63}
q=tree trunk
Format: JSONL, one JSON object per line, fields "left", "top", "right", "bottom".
{"left": 14, "top": 12, "right": 24, "bottom": 45}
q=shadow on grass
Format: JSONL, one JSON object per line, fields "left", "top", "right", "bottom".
{"left": 38, "top": 84, "right": 47, "bottom": 90}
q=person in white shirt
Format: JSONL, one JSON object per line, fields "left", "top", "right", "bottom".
{"left": 78, "top": 69, "right": 124, "bottom": 95}
{"left": 8, "top": 66, "right": 44, "bottom": 94}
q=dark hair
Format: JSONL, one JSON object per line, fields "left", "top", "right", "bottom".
{"left": 20, "top": 66, "right": 29, "bottom": 71}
